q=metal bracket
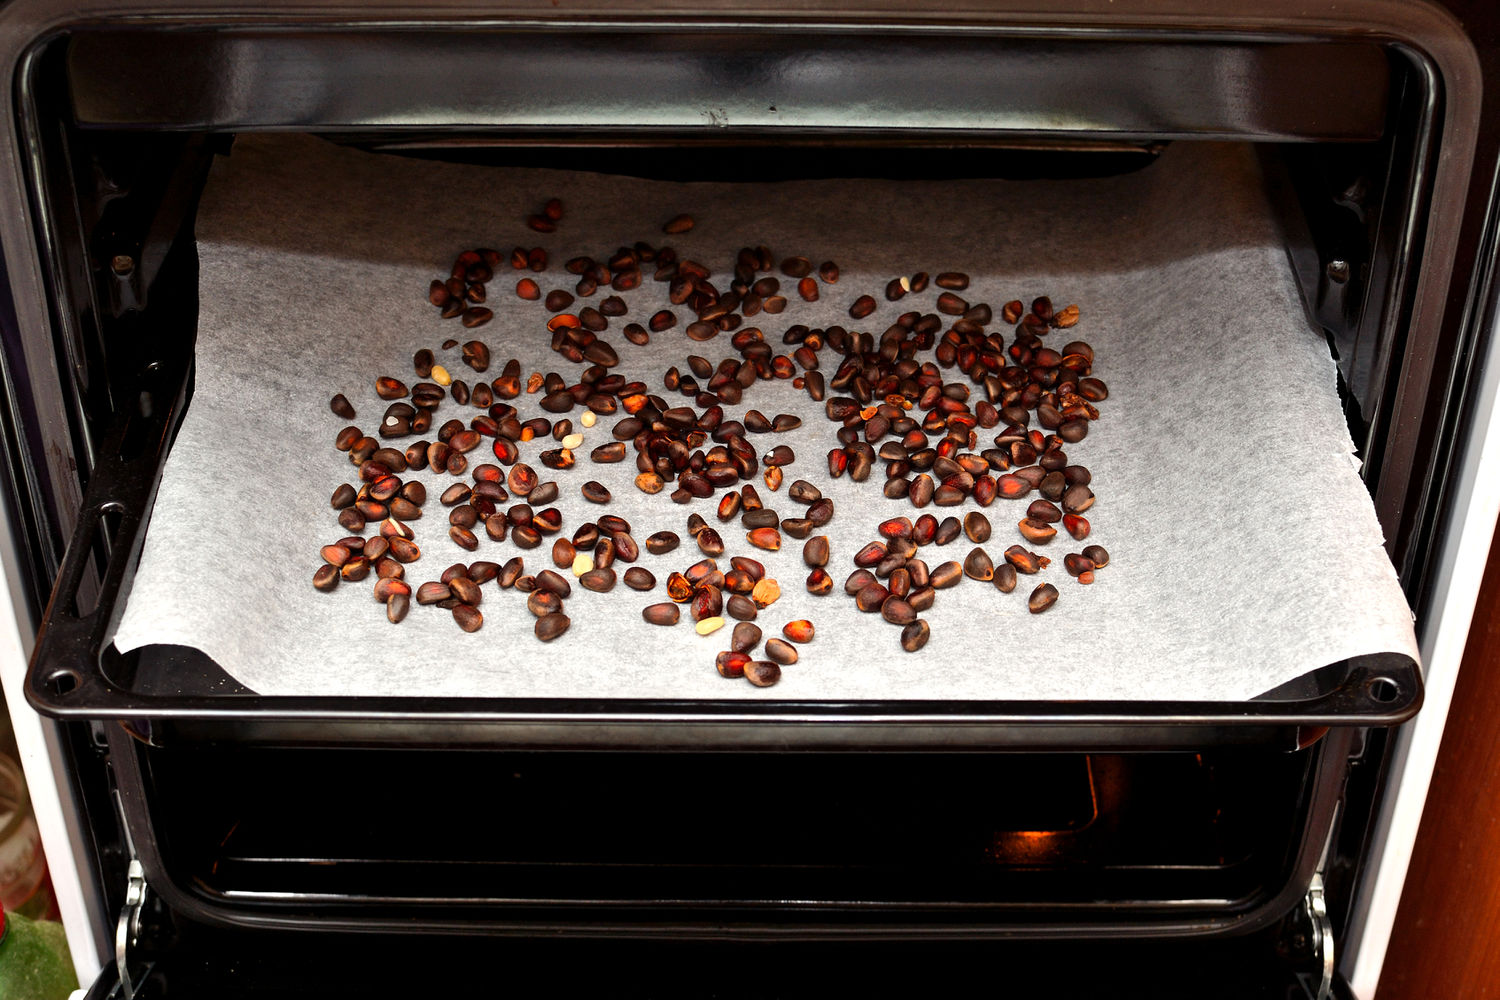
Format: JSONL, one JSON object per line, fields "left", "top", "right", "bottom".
{"left": 1302, "top": 872, "right": 1335, "bottom": 1000}
{"left": 114, "top": 859, "right": 150, "bottom": 1000}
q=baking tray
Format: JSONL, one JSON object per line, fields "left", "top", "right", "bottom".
{"left": 25, "top": 348, "right": 1420, "bottom": 749}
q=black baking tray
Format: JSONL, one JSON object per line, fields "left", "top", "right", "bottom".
{"left": 25, "top": 352, "right": 1422, "bottom": 750}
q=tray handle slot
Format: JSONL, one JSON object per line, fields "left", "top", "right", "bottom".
{"left": 27, "top": 358, "right": 190, "bottom": 710}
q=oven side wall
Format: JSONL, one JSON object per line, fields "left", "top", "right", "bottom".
{"left": 0, "top": 466, "right": 107, "bottom": 980}
{"left": 1342, "top": 159, "right": 1500, "bottom": 1000}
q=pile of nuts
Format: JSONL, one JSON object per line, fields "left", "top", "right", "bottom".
{"left": 317, "top": 201, "right": 1113, "bottom": 685}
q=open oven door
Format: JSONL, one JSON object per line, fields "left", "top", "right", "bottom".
{"left": 75, "top": 907, "right": 1357, "bottom": 1000}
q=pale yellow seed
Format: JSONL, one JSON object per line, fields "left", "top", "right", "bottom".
{"left": 571, "top": 553, "right": 594, "bottom": 577}
{"left": 580, "top": 410, "right": 597, "bottom": 428}
{"left": 561, "top": 433, "right": 585, "bottom": 449}
{"left": 694, "top": 616, "right": 726, "bottom": 636}
{"left": 430, "top": 365, "right": 452, "bottom": 386}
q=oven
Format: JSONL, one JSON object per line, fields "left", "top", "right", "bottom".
{"left": 1, "top": 1, "right": 1498, "bottom": 997}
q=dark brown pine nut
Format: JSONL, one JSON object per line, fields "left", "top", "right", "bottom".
{"left": 416, "top": 581, "right": 451, "bottom": 604}
{"left": 1028, "top": 583, "right": 1059, "bottom": 614}
{"left": 764, "top": 638, "right": 798, "bottom": 665}
{"left": 936, "top": 292, "right": 968, "bottom": 315}
{"left": 907, "top": 586, "right": 935, "bottom": 612}
{"left": 525, "top": 480, "right": 557, "bottom": 505}
{"left": 591, "top": 441, "right": 627, "bottom": 463}
{"left": 643, "top": 602, "right": 681, "bottom": 626}
{"left": 788, "top": 480, "right": 822, "bottom": 504}
{"left": 726, "top": 594, "right": 759, "bottom": 621}
{"left": 929, "top": 561, "right": 963, "bottom": 589}
{"left": 731, "top": 622, "right": 762, "bottom": 653}
{"left": 461, "top": 307, "right": 493, "bottom": 328}
{"left": 580, "top": 568, "right": 617, "bottom": 592}
{"left": 534, "top": 569, "right": 572, "bottom": 597}
{"left": 453, "top": 604, "right": 483, "bottom": 632}
{"left": 1064, "top": 553, "right": 1096, "bottom": 577}
{"left": 900, "top": 620, "right": 930, "bottom": 652}
{"left": 645, "top": 531, "right": 680, "bottom": 555}
{"left": 386, "top": 593, "right": 410, "bottom": 623}
{"left": 855, "top": 583, "right": 890, "bottom": 612}
{"left": 375, "top": 376, "right": 408, "bottom": 400}
{"left": 449, "top": 577, "right": 482, "bottom": 605}
{"left": 744, "top": 661, "right": 782, "bottom": 687}
{"left": 728, "top": 556, "right": 764, "bottom": 582}
{"left": 881, "top": 596, "right": 916, "bottom": 625}
{"left": 535, "top": 612, "right": 571, "bottom": 641}
{"left": 763, "top": 445, "right": 795, "bottom": 467}
{"left": 743, "top": 509, "right": 779, "bottom": 530}
{"left": 696, "top": 527, "right": 725, "bottom": 556}
{"left": 1028, "top": 500, "right": 1062, "bottom": 523}
{"left": 1062, "top": 485, "right": 1095, "bottom": 513}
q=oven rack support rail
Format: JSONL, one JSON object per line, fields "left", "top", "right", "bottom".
{"left": 23, "top": 347, "right": 1421, "bottom": 750}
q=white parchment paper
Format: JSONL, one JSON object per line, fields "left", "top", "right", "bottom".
{"left": 111, "top": 135, "right": 1419, "bottom": 701}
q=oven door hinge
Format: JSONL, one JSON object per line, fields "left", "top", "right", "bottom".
{"left": 1299, "top": 872, "right": 1335, "bottom": 1000}
{"left": 114, "top": 858, "right": 153, "bottom": 1000}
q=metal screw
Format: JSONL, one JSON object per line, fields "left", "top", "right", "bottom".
{"left": 1326, "top": 260, "right": 1350, "bottom": 284}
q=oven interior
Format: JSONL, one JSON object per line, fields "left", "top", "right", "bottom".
{"left": 3, "top": 14, "right": 1475, "bottom": 991}
{"left": 7, "top": 28, "right": 1444, "bottom": 617}
{"left": 134, "top": 743, "right": 1317, "bottom": 925}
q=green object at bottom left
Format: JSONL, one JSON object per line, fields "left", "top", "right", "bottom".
{"left": 0, "top": 904, "right": 78, "bottom": 1000}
